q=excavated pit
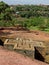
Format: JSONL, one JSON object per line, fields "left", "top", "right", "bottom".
{"left": 0, "top": 39, "right": 4, "bottom": 46}
{"left": 35, "top": 48, "right": 45, "bottom": 62}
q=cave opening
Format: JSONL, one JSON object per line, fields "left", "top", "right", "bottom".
{"left": 35, "top": 48, "right": 45, "bottom": 62}
{"left": 0, "top": 39, "right": 4, "bottom": 46}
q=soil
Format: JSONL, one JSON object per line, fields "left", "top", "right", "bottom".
{"left": 0, "top": 46, "right": 48, "bottom": 65}
{"left": 0, "top": 28, "right": 49, "bottom": 42}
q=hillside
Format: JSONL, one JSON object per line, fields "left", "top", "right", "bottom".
{"left": 0, "top": 1, "right": 49, "bottom": 32}
{"left": 12, "top": 5, "right": 49, "bottom": 17}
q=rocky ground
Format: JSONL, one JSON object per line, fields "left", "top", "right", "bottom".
{"left": 0, "top": 46, "right": 48, "bottom": 65}
{"left": 1, "top": 29, "right": 49, "bottom": 42}
{"left": 0, "top": 28, "right": 49, "bottom": 65}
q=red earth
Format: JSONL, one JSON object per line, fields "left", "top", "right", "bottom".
{"left": 0, "top": 28, "right": 49, "bottom": 65}
{"left": 0, "top": 46, "right": 48, "bottom": 65}
{"left": 1, "top": 29, "right": 49, "bottom": 42}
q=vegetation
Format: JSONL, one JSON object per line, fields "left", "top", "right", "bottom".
{"left": 0, "top": 1, "right": 14, "bottom": 20}
{"left": 15, "top": 5, "right": 49, "bottom": 18}
{"left": 0, "top": 1, "right": 49, "bottom": 32}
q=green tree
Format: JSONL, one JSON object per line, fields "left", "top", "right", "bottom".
{"left": 0, "top": 1, "right": 14, "bottom": 21}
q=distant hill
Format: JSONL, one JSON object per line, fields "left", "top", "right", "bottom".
{"left": 11, "top": 5, "right": 49, "bottom": 18}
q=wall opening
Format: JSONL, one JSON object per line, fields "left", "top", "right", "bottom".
{"left": 35, "top": 48, "right": 45, "bottom": 62}
{"left": 0, "top": 39, "right": 4, "bottom": 46}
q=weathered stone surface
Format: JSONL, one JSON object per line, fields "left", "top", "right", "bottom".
{"left": 0, "top": 46, "right": 48, "bottom": 65}
{"left": 4, "top": 37, "right": 46, "bottom": 61}
{"left": 35, "top": 46, "right": 46, "bottom": 57}
{"left": 45, "top": 55, "right": 49, "bottom": 63}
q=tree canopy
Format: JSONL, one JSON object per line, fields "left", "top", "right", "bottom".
{"left": 0, "top": 1, "right": 14, "bottom": 20}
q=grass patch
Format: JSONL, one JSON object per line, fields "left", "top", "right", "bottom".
{"left": 28, "top": 26, "right": 39, "bottom": 30}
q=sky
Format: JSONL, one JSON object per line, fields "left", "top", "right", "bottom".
{"left": 0, "top": 0, "right": 49, "bottom": 5}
